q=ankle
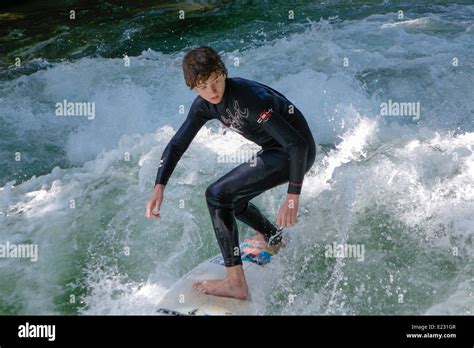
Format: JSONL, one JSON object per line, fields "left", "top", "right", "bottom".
{"left": 226, "top": 273, "right": 247, "bottom": 287}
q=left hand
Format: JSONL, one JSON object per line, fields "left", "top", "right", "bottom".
{"left": 276, "top": 194, "right": 300, "bottom": 228}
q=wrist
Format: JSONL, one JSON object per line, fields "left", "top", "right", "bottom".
{"left": 155, "top": 183, "right": 165, "bottom": 191}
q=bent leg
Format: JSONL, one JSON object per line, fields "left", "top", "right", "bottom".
{"left": 205, "top": 147, "right": 291, "bottom": 266}
{"left": 195, "top": 146, "right": 315, "bottom": 299}
{"left": 235, "top": 201, "right": 280, "bottom": 243}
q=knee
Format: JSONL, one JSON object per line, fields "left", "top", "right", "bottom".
{"left": 205, "top": 181, "right": 232, "bottom": 206}
{"left": 205, "top": 183, "right": 219, "bottom": 202}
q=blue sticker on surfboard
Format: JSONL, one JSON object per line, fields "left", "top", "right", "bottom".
{"left": 209, "top": 239, "right": 278, "bottom": 267}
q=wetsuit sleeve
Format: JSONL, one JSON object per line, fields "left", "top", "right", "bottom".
{"left": 256, "top": 96, "right": 309, "bottom": 195}
{"left": 154, "top": 99, "right": 209, "bottom": 187}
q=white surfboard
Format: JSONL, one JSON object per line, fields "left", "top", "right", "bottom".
{"left": 156, "top": 231, "right": 285, "bottom": 316}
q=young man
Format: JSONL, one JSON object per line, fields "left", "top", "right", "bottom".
{"left": 145, "top": 46, "right": 316, "bottom": 300}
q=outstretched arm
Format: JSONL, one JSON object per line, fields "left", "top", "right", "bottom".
{"left": 154, "top": 111, "right": 208, "bottom": 187}
{"left": 146, "top": 99, "right": 209, "bottom": 220}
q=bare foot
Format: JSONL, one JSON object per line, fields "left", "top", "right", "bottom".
{"left": 248, "top": 231, "right": 284, "bottom": 252}
{"left": 192, "top": 279, "right": 249, "bottom": 300}
{"left": 247, "top": 232, "right": 268, "bottom": 248}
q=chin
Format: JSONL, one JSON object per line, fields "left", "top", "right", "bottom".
{"left": 209, "top": 97, "right": 221, "bottom": 104}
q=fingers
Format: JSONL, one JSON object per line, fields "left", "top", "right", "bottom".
{"left": 288, "top": 207, "right": 296, "bottom": 226}
{"left": 155, "top": 199, "right": 162, "bottom": 215}
{"left": 145, "top": 200, "right": 161, "bottom": 220}
{"left": 149, "top": 212, "right": 161, "bottom": 220}
{"left": 277, "top": 207, "right": 286, "bottom": 227}
{"left": 276, "top": 211, "right": 282, "bottom": 227}
{"left": 145, "top": 202, "right": 152, "bottom": 218}
{"left": 283, "top": 211, "right": 296, "bottom": 227}
{"left": 276, "top": 203, "right": 298, "bottom": 228}
{"left": 281, "top": 212, "right": 288, "bottom": 228}
{"left": 290, "top": 210, "right": 297, "bottom": 226}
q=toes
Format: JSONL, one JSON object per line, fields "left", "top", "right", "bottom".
{"left": 192, "top": 282, "right": 208, "bottom": 293}
{"left": 193, "top": 283, "right": 204, "bottom": 291}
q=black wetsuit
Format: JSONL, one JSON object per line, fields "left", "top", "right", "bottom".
{"left": 155, "top": 77, "right": 316, "bottom": 266}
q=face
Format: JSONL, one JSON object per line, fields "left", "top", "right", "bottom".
{"left": 194, "top": 72, "right": 226, "bottom": 104}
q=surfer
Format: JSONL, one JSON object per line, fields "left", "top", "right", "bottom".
{"left": 146, "top": 46, "right": 316, "bottom": 300}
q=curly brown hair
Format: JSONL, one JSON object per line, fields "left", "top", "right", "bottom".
{"left": 182, "top": 46, "right": 228, "bottom": 90}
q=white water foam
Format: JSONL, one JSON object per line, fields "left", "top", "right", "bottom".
{"left": 1, "top": 7, "right": 472, "bottom": 314}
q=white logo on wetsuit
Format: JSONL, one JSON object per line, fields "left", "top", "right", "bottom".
{"left": 220, "top": 100, "right": 249, "bottom": 134}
